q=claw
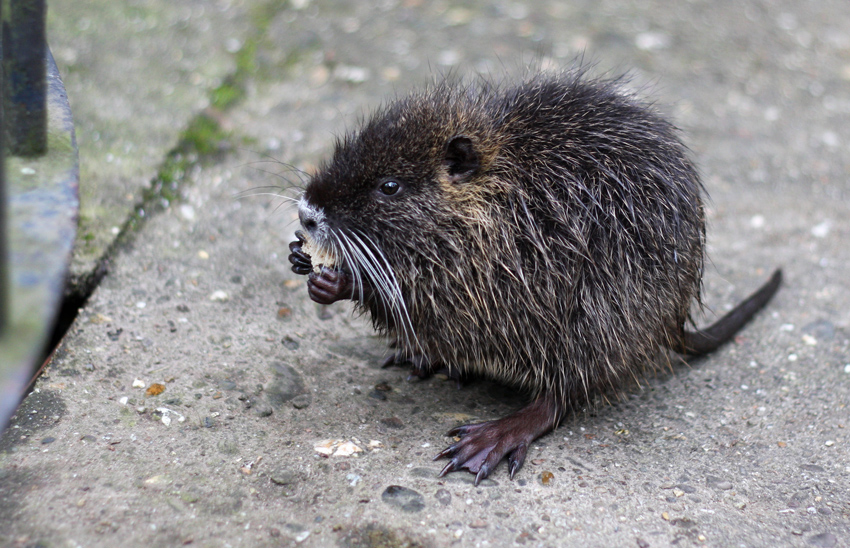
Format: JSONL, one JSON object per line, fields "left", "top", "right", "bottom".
{"left": 446, "top": 423, "right": 476, "bottom": 438}
{"left": 380, "top": 353, "right": 402, "bottom": 369}
{"left": 474, "top": 465, "right": 489, "bottom": 486}
{"left": 438, "top": 460, "right": 457, "bottom": 478}
{"left": 509, "top": 459, "right": 520, "bottom": 480}
{"left": 434, "top": 446, "right": 455, "bottom": 461}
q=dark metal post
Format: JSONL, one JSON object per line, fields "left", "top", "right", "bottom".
{"left": 0, "top": 0, "right": 7, "bottom": 337}
{"left": 3, "top": 0, "right": 47, "bottom": 156}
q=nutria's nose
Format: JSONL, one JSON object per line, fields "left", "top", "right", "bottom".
{"left": 298, "top": 203, "right": 319, "bottom": 234}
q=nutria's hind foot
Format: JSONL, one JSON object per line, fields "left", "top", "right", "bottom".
{"left": 381, "top": 352, "right": 465, "bottom": 387}
{"left": 435, "top": 395, "right": 561, "bottom": 485}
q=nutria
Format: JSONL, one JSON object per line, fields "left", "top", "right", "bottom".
{"left": 287, "top": 68, "right": 782, "bottom": 485}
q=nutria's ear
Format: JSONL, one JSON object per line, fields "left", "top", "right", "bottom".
{"left": 444, "top": 136, "right": 479, "bottom": 183}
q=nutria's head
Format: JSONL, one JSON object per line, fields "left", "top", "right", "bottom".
{"left": 297, "top": 87, "right": 502, "bottom": 274}
{"left": 295, "top": 89, "right": 501, "bottom": 349}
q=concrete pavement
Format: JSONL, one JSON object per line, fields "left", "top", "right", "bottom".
{"left": 1, "top": 0, "right": 849, "bottom": 546}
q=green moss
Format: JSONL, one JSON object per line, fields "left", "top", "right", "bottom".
{"left": 210, "top": 77, "right": 243, "bottom": 111}
{"left": 179, "top": 113, "right": 230, "bottom": 157}
{"left": 112, "top": 0, "right": 282, "bottom": 245}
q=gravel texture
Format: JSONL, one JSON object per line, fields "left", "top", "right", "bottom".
{"left": 2, "top": 0, "right": 849, "bottom": 547}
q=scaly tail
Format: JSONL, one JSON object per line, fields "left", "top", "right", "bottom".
{"left": 673, "top": 269, "right": 783, "bottom": 356}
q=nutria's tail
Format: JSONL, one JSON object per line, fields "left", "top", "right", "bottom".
{"left": 673, "top": 269, "right": 783, "bottom": 356}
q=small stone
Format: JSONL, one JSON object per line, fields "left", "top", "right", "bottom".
{"left": 269, "top": 470, "right": 298, "bottom": 487}
{"left": 435, "top": 488, "right": 451, "bottom": 506}
{"left": 368, "top": 390, "right": 387, "bottom": 401}
{"left": 540, "top": 471, "right": 554, "bottom": 485}
{"left": 811, "top": 221, "right": 831, "bottom": 238}
{"left": 333, "top": 441, "right": 362, "bottom": 457}
{"left": 180, "top": 492, "right": 200, "bottom": 503}
{"left": 381, "top": 485, "right": 425, "bottom": 513}
{"left": 253, "top": 403, "right": 273, "bottom": 417}
{"left": 661, "top": 512, "right": 670, "bottom": 521}
{"left": 637, "top": 539, "right": 650, "bottom": 548}
{"left": 807, "top": 533, "right": 837, "bottom": 547}
{"left": 469, "top": 520, "right": 487, "bottom": 529}
{"left": 824, "top": 440, "right": 835, "bottom": 447}
{"left": 198, "top": 250, "right": 210, "bottom": 260}
{"left": 291, "top": 394, "right": 311, "bottom": 409}
{"left": 380, "top": 417, "right": 404, "bottom": 429}
{"left": 208, "top": 290, "right": 228, "bottom": 302}
{"left": 80, "top": 435, "right": 96, "bottom": 443}
{"left": 281, "top": 336, "right": 300, "bottom": 350}
{"left": 132, "top": 378, "right": 146, "bottom": 388}
{"left": 635, "top": 31, "right": 670, "bottom": 51}
{"left": 41, "top": 437, "right": 56, "bottom": 444}
{"left": 706, "top": 476, "right": 733, "bottom": 490}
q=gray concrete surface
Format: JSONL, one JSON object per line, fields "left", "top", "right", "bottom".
{"left": 2, "top": 0, "right": 849, "bottom": 547}
{"left": 47, "top": 0, "right": 251, "bottom": 289}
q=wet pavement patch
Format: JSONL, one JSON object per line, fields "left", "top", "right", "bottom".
{"left": 381, "top": 485, "right": 425, "bottom": 513}
{"left": 0, "top": 390, "right": 66, "bottom": 452}
{"left": 265, "top": 361, "right": 307, "bottom": 409}
{"left": 338, "top": 523, "right": 426, "bottom": 548}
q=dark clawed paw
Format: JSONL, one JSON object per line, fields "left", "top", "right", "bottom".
{"left": 381, "top": 352, "right": 465, "bottom": 385}
{"left": 288, "top": 233, "right": 313, "bottom": 275}
{"left": 380, "top": 351, "right": 412, "bottom": 370}
{"left": 434, "top": 420, "right": 531, "bottom": 485}
{"left": 307, "top": 267, "right": 353, "bottom": 304}
{"left": 380, "top": 352, "right": 433, "bottom": 380}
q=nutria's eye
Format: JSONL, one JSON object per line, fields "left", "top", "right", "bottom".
{"left": 379, "top": 180, "right": 400, "bottom": 196}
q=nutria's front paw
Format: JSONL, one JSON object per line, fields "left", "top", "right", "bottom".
{"left": 307, "top": 267, "right": 354, "bottom": 304}
{"left": 288, "top": 231, "right": 313, "bottom": 276}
